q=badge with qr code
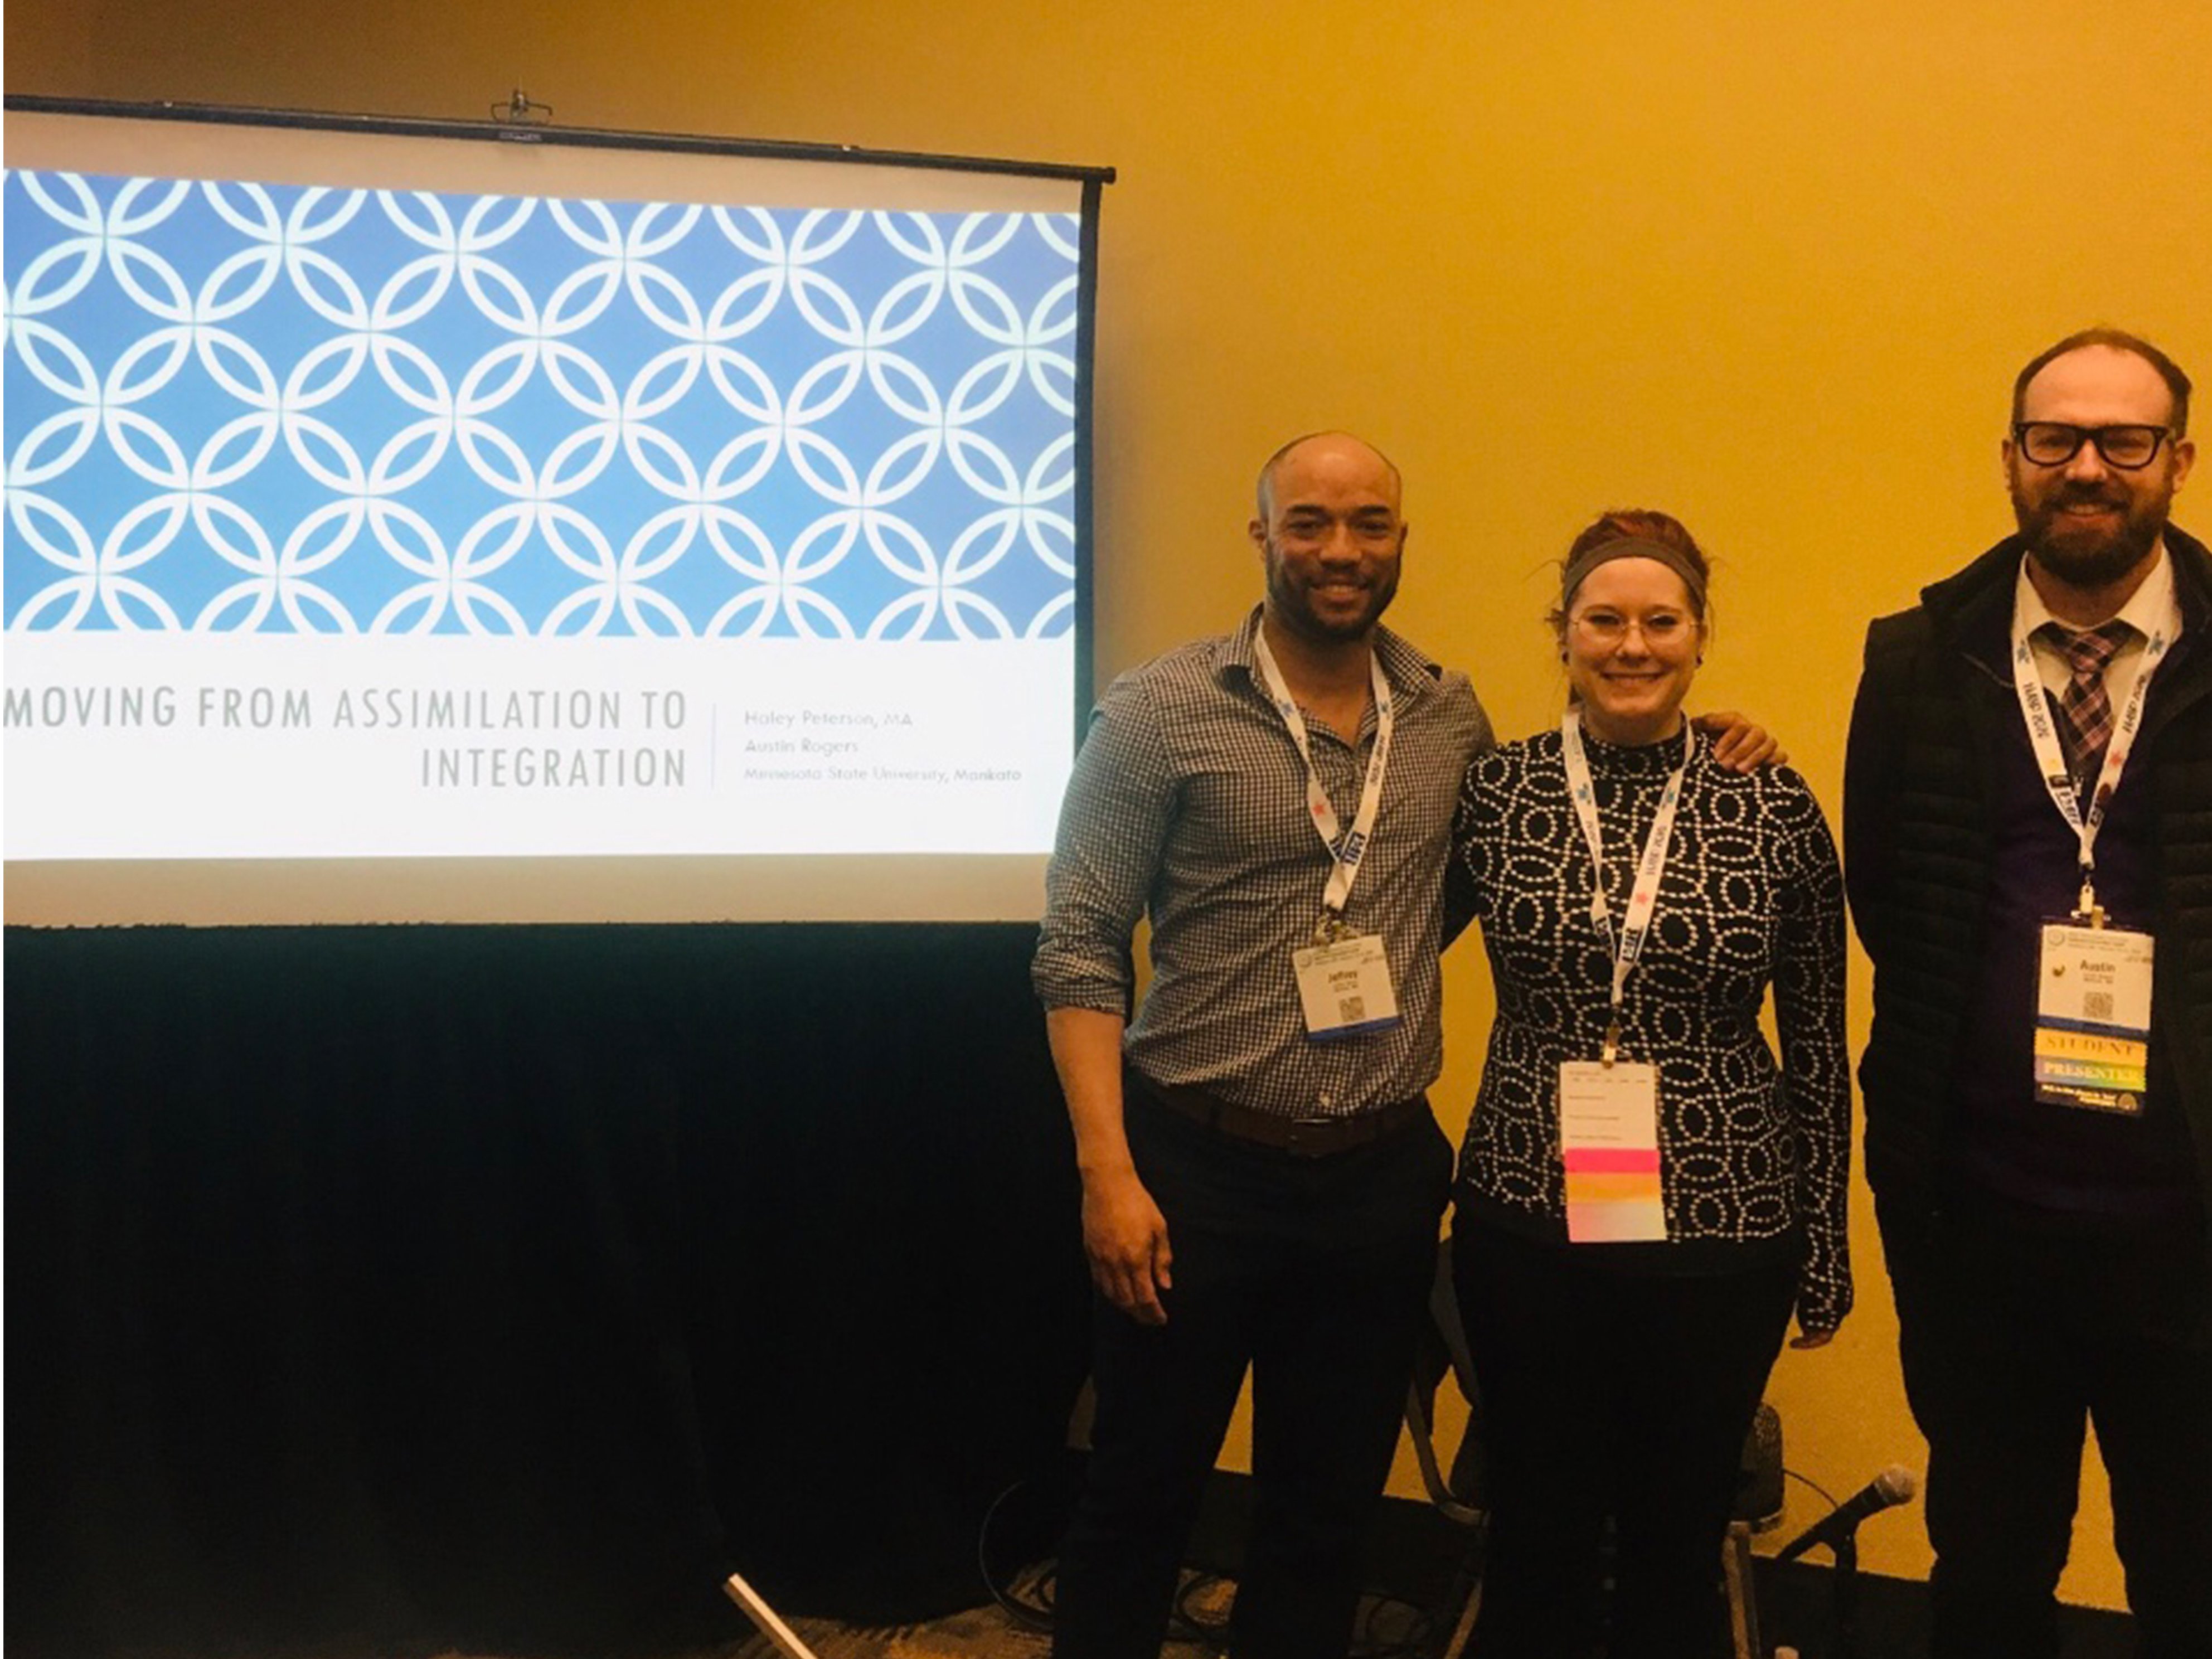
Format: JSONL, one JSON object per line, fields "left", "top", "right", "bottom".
{"left": 1292, "top": 933, "right": 1401, "bottom": 1042}
{"left": 2034, "top": 921, "right": 2153, "bottom": 1114}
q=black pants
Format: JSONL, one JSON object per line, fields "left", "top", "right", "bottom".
{"left": 1879, "top": 1195, "right": 2212, "bottom": 1659}
{"left": 1451, "top": 1217, "right": 1797, "bottom": 1659}
{"left": 1051, "top": 1092, "right": 1453, "bottom": 1659}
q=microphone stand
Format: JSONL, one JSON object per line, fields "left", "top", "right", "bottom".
{"left": 1830, "top": 1534, "right": 1860, "bottom": 1659}
{"left": 1776, "top": 1465, "right": 1915, "bottom": 1658}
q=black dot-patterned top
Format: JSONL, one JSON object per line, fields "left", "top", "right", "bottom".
{"left": 1447, "top": 722, "right": 1852, "bottom": 1335}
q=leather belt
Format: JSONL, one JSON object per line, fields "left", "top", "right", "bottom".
{"left": 1131, "top": 1070, "right": 1429, "bottom": 1158}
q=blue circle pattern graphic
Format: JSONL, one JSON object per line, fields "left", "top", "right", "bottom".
{"left": 3, "top": 170, "right": 1083, "bottom": 639}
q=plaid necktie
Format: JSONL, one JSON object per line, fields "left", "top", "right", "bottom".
{"left": 2045, "top": 620, "right": 2132, "bottom": 793}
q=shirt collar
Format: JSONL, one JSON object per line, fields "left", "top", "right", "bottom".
{"left": 2012, "top": 545, "right": 2183, "bottom": 645}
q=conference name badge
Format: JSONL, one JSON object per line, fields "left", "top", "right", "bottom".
{"left": 1292, "top": 933, "right": 1401, "bottom": 1042}
{"left": 1558, "top": 1060, "right": 1667, "bottom": 1243}
{"left": 2034, "top": 921, "right": 2153, "bottom": 1115}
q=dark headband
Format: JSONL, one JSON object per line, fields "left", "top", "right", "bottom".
{"left": 1560, "top": 536, "right": 1708, "bottom": 612}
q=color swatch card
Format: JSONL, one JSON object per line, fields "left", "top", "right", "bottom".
{"left": 1558, "top": 1060, "right": 1667, "bottom": 1243}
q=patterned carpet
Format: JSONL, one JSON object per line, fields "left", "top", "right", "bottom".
{"left": 730, "top": 1603, "right": 1052, "bottom": 1659}
{"left": 720, "top": 1571, "right": 1449, "bottom": 1659}
{"left": 724, "top": 1569, "right": 1232, "bottom": 1659}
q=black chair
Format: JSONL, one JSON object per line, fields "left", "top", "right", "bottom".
{"left": 1404, "top": 1241, "right": 1489, "bottom": 1659}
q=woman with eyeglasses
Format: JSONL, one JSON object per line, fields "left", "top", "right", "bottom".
{"left": 1444, "top": 509, "right": 1851, "bottom": 1659}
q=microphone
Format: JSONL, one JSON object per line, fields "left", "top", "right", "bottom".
{"left": 1775, "top": 1466, "right": 1918, "bottom": 1563}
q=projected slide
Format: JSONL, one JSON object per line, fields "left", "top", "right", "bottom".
{"left": 4, "top": 163, "right": 1081, "bottom": 869}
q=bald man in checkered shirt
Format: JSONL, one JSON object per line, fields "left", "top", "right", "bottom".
{"left": 1032, "top": 431, "right": 1471, "bottom": 1659}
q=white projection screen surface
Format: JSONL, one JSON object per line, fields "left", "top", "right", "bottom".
{"left": 2, "top": 104, "right": 1103, "bottom": 925}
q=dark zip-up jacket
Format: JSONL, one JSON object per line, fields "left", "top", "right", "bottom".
{"left": 1844, "top": 525, "right": 2212, "bottom": 1269}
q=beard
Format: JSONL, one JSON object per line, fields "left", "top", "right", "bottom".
{"left": 2010, "top": 474, "right": 2171, "bottom": 589}
{"left": 1263, "top": 552, "right": 1400, "bottom": 644}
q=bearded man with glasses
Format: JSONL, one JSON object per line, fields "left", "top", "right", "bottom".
{"left": 1846, "top": 328, "right": 2212, "bottom": 1657}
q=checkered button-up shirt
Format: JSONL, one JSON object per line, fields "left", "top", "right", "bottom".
{"left": 1033, "top": 607, "right": 1494, "bottom": 1118}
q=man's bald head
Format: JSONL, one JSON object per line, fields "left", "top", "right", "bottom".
{"left": 1255, "top": 432, "right": 1403, "bottom": 521}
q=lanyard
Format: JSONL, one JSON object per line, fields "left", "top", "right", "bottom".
{"left": 1560, "top": 712, "right": 1691, "bottom": 1063}
{"left": 1251, "top": 627, "right": 1395, "bottom": 938}
{"left": 2007, "top": 594, "right": 2167, "bottom": 921}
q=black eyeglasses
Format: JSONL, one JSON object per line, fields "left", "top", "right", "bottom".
{"left": 2011, "top": 422, "right": 2174, "bottom": 470}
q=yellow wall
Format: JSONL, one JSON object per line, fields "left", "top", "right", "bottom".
{"left": 12, "top": 0, "right": 2211, "bottom": 1609}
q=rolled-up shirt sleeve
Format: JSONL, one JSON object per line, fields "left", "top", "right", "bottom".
{"left": 1034, "top": 673, "right": 1177, "bottom": 1014}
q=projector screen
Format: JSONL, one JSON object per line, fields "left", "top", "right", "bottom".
{"left": 3, "top": 103, "right": 1105, "bottom": 924}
